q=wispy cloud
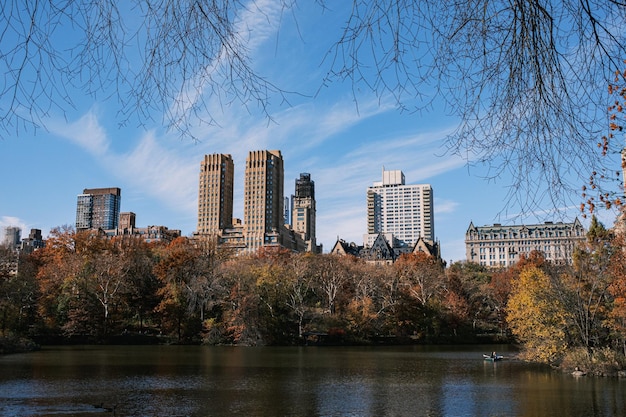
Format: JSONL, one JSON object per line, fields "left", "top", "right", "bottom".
{"left": 111, "top": 132, "right": 198, "bottom": 213}
{"left": 0, "top": 216, "right": 29, "bottom": 238}
{"left": 49, "top": 109, "right": 109, "bottom": 156}
{"left": 435, "top": 198, "right": 459, "bottom": 214}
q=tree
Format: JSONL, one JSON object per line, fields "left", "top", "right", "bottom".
{"left": 153, "top": 237, "right": 205, "bottom": 341}
{"left": 35, "top": 226, "right": 84, "bottom": 334}
{"left": 445, "top": 262, "right": 492, "bottom": 334}
{"left": 607, "top": 233, "right": 626, "bottom": 355}
{"left": 584, "top": 62, "right": 626, "bottom": 215}
{"left": 394, "top": 252, "right": 444, "bottom": 307}
{"left": 119, "top": 238, "right": 160, "bottom": 332}
{"left": 312, "top": 255, "right": 349, "bottom": 316}
{"left": 559, "top": 216, "right": 614, "bottom": 352}
{"left": 3, "top": 1, "right": 625, "bottom": 211}
{"left": 507, "top": 266, "right": 570, "bottom": 364}
{"left": 283, "top": 253, "right": 316, "bottom": 339}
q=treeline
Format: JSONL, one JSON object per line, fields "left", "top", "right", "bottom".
{"left": 1, "top": 218, "right": 626, "bottom": 372}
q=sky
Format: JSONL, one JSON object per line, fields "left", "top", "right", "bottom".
{"left": 0, "top": 1, "right": 619, "bottom": 262}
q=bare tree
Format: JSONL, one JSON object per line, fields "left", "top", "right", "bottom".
{"left": 3, "top": 1, "right": 626, "bottom": 211}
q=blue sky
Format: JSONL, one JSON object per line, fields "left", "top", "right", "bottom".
{"left": 0, "top": 1, "right": 616, "bottom": 262}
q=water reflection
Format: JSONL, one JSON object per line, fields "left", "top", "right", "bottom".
{"left": 0, "top": 345, "right": 624, "bottom": 416}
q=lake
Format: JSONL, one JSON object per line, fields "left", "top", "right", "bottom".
{"left": 0, "top": 344, "right": 624, "bottom": 416}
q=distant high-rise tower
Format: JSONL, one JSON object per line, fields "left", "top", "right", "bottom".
{"left": 244, "top": 150, "right": 284, "bottom": 252}
{"left": 119, "top": 212, "right": 137, "bottom": 231}
{"left": 292, "top": 173, "right": 316, "bottom": 251}
{"left": 76, "top": 187, "right": 121, "bottom": 231}
{"left": 197, "top": 154, "right": 235, "bottom": 235}
{"left": 2, "top": 226, "right": 21, "bottom": 248}
{"left": 366, "top": 169, "right": 434, "bottom": 247}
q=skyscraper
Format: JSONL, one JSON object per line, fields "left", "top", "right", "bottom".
{"left": 197, "top": 153, "right": 234, "bottom": 235}
{"left": 75, "top": 187, "right": 121, "bottom": 231}
{"left": 292, "top": 173, "right": 316, "bottom": 251}
{"left": 366, "top": 169, "right": 434, "bottom": 247}
{"left": 1, "top": 226, "right": 21, "bottom": 248}
{"left": 244, "top": 150, "right": 284, "bottom": 252}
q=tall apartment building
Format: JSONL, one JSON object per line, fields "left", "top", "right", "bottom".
{"left": 465, "top": 219, "right": 586, "bottom": 268}
{"left": 75, "top": 187, "right": 121, "bottom": 231}
{"left": 292, "top": 173, "right": 316, "bottom": 251}
{"left": 197, "top": 154, "right": 234, "bottom": 235}
{"left": 1, "top": 226, "right": 21, "bottom": 249}
{"left": 365, "top": 169, "right": 434, "bottom": 248}
{"left": 244, "top": 150, "right": 284, "bottom": 252}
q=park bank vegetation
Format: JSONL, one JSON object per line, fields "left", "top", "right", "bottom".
{"left": 1, "top": 219, "right": 626, "bottom": 374}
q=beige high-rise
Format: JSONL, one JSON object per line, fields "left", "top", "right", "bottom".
{"left": 197, "top": 154, "right": 234, "bottom": 235}
{"left": 292, "top": 173, "right": 316, "bottom": 251}
{"left": 244, "top": 150, "right": 284, "bottom": 252}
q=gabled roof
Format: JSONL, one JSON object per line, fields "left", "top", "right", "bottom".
{"left": 330, "top": 239, "right": 362, "bottom": 257}
{"left": 362, "top": 233, "right": 395, "bottom": 261}
{"left": 411, "top": 236, "right": 440, "bottom": 258}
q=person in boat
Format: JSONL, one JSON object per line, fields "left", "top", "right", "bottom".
{"left": 491, "top": 351, "right": 497, "bottom": 359}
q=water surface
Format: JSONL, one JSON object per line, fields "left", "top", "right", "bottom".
{"left": 1, "top": 344, "right": 624, "bottom": 416}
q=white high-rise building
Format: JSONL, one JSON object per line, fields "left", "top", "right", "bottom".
{"left": 365, "top": 168, "right": 434, "bottom": 248}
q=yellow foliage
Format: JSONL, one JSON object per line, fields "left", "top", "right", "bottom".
{"left": 506, "top": 266, "right": 569, "bottom": 364}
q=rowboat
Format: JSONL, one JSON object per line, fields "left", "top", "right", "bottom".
{"left": 483, "top": 354, "right": 503, "bottom": 361}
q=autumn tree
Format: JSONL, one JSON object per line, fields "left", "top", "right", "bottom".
{"left": 583, "top": 62, "right": 626, "bottom": 215}
{"left": 218, "top": 255, "right": 266, "bottom": 345}
{"left": 607, "top": 233, "right": 626, "bottom": 355}
{"left": 395, "top": 252, "right": 444, "bottom": 307}
{"left": 153, "top": 237, "right": 206, "bottom": 341}
{"left": 558, "top": 216, "right": 614, "bottom": 352}
{"left": 313, "top": 255, "right": 350, "bottom": 316}
{"left": 75, "top": 233, "right": 133, "bottom": 336}
{"left": 391, "top": 252, "right": 445, "bottom": 339}
{"left": 444, "top": 262, "right": 493, "bottom": 335}
{"left": 251, "top": 249, "right": 298, "bottom": 344}
{"left": 118, "top": 237, "right": 160, "bottom": 332}
{"left": 342, "top": 258, "right": 384, "bottom": 339}
{"left": 0, "top": 246, "right": 37, "bottom": 335}
{"left": 35, "top": 226, "right": 89, "bottom": 336}
{"left": 283, "top": 253, "right": 317, "bottom": 339}
{"left": 487, "top": 251, "right": 550, "bottom": 336}
{"left": 507, "top": 266, "right": 570, "bottom": 364}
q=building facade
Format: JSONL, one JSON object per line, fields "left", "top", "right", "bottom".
{"left": 243, "top": 150, "right": 284, "bottom": 252}
{"left": 1, "top": 226, "right": 21, "bottom": 249}
{"left": 197, "top": 153, "right": 234, "bottom": 235}
{"left": 194, "top": 151, "right": 319, "bottom": 254}
{"left": 76, "top": 187, "right": 121, "bottom": 231}
{"left": 292, "top": 173, "right": 317, "bottom": 252}
{"left": 465, "top": 219, "right": 586, "bottom": 267}
{"left": 365, "top": 168, "right": 434, "bottom": 248}
{"left": 101, "top": 212, "right": 181, "bottom": 244}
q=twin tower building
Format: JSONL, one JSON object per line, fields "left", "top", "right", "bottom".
{"left": 196, "top": 151, "right": 320, "bottom": 254}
